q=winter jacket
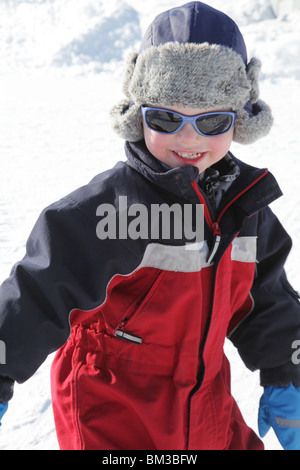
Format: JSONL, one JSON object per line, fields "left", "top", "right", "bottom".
{"left": 0, "top": 140, "right": 300, "bottom": 450}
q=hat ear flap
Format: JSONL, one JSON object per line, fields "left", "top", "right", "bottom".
{"left": 233, "top": 99, "right": 273, "bottom": 144}
{"left": 246, "top": 57, "right": 261, "bottom": 103}
{"left": 110, "top": 52, "right": 144, "bottom": 142}
{"left": 233, "top": 57, "right": 273, "bottom": 144}
{"left": 110, "top": 100, "right": 143, "bottom": 142}
{"left": 122, "top": 51, "right": 139, "bottom": 99}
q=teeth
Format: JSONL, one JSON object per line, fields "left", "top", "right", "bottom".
{"left": 176, "top": 152, "right": 203, "bottom": 159}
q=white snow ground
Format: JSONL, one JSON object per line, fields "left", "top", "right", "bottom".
{"left": 0, "top": 0, "right": 299, "bottom": 451}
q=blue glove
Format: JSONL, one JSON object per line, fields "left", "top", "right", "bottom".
{"left": 0, "top": 403, "right": 8, "bottom": 426}
{"left": 258, "top": 384, "right": 300, "bottom": 450}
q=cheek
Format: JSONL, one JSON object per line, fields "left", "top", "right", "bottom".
{"left": 210, "top": 131, "right": 234, "bottom": 156}
{"left": 143, "top": 124, "right": 171, "bottom": 157}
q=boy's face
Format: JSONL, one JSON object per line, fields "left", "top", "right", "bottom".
{"left": 142, "top": 104, "right": 235, "bottom": 174}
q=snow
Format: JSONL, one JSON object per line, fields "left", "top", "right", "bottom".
{"left": 0, "top": 0, "right": 299, "bottom": 451}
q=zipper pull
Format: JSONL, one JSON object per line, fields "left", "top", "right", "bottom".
{"left": 115, "top": 329, "right": 143, "bottom": 345}
{"left": 207, "top": 222, "right": 222, "bottom": 264}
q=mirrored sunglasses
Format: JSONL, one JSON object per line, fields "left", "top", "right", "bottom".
{"left": 141, "top": 106, "right": 237, "bottom": 137}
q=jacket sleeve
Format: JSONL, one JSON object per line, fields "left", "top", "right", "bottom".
{"left": 229, "top": 206, "right": 300, "bottom": 387}
{"left": 0, "top": 196, "right": 137, "bottom": 400}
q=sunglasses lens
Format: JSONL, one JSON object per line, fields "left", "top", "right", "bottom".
{"left": 145, "top": 109, "right": 182, "bottom": 133}
{"left": 196, "top": 114, "right": 233, "bottom": 136}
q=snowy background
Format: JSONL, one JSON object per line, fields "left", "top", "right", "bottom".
{"left": 0, "top": 0, "right": 299, "bottom": 450}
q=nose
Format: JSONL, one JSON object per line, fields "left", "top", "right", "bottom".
{"left": 177, "top": 122, "right": 202, "bottom": 141}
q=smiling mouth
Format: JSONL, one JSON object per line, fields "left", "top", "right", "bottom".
{"left": 172, "top": 150, "right": 207, "bottom": 163}
{"left": 176, "top": 151, "right": 203, "bottom": 159}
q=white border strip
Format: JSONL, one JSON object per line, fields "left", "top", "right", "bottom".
{"left": 231, "top": 236, "right": 257, "bottom": 263}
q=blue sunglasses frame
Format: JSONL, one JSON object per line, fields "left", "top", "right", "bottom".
{"left": 141, "top": 106, "right": 237, "bottom": 137}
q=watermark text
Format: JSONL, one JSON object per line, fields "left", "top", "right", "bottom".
{"left": 0, "top": 340, "right": 6, "bottom": 365}
{"left": 292, "top": 340, "right": 300, "bottom": 365}
{"left": 96, "top": 196, "right": 204, "bottom": 247}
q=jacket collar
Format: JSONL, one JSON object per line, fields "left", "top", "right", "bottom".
{"left": 125, "top": 140, "right": 283, "bottom": 216}
{"left": 125, "top": 140, "right": 200, "bottom": 202}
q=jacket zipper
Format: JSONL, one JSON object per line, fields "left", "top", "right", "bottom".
{"left": 191, "top": 181, "right": 222, "bottom": 263}
{"left": 207, "top": 224, "right": 221, "bottom": 264}
{"left": 186, "top": 170, "right": 269, "bottom": 449}
{"left": 115, "top": 328, "right": 143, "bottom": 344}
{"left": 191, "top": 169, "right": 269, "bottom": 263}
{"left": 114, "top": 320, "right": 143, "bottom": 345}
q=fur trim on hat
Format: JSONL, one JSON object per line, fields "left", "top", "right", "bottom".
{"left": 110, "top": 99, "right": 143, "bottom": 142}
{"left": 246, "top": 57, "right": 261, "bottom": 103}
{"left": 234, "top": 99, "right": 273, "bottom": 144}
{"left": 122, "top": 51, "right": 138, "bottom": 99}
{"left": 128, "top": 42, "right": 251, "bottom": 110}
{"left": 111, "top": 42, "right": 273, "bottom": 144}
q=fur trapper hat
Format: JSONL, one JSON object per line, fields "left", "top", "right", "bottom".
{"left": 111, "top": 2, "right": 273, "bottom": 145}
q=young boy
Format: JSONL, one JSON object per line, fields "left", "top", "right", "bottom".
{"left": 1, "top": 1, "right": 300, "bottom": 451}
